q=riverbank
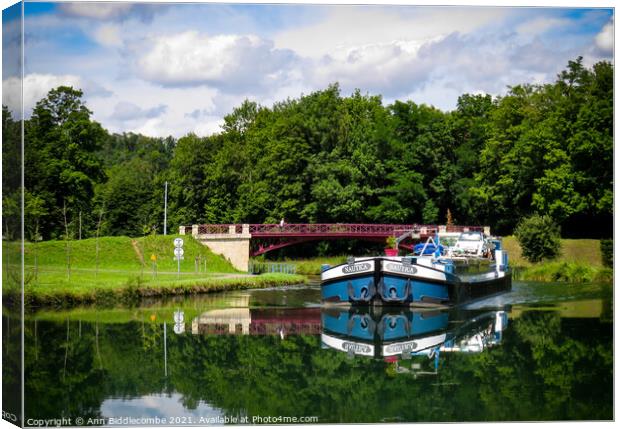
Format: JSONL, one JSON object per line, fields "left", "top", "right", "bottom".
{"left": 504, "top": 236, "right": 612, "bottom": 282}
{"left": 3, "top": 235, "right": 306, "bottom": 307}
{"left": 263, "top": 237, "right": 611, "bottom": 283}
{"left": 512, "top": 262, "right": 612, "bottom": 283}
{"left": 6, "top": 272, "right": 306, "bottom": 307}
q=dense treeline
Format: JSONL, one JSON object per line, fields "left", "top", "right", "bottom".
{"left": 2, "top": 57, "right": 612, "bottom": 242}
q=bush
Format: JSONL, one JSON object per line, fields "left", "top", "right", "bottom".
{"left": 600, "top": 239, "right": 613, "bottom": 268}
{"left": 514, "top": 214, "right": 561, "bottom": 263}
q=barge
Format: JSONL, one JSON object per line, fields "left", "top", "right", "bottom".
{"left": 320, "top": 248, "right": 511, "bottom": 307}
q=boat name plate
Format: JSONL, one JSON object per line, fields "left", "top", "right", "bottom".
{"left": 385, "top": 263, "right": 418, "bottom": 275}
{"left": 385, "top": 341, "right": 418, "bottom": 353}
{"left": 342, "top": 263, "right": 372, "bottom": 274}
{"left": 342, "top": 342, "right": 372, "bottom": 354}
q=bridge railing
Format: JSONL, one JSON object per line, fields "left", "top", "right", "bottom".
{"left": 187, "top": 223, "right": 485, "bottom": 236}
{"left": 195, "top": 224, "right": 242, "bottom": 234}
{"left": 249, "top": 223, "right": 417, "bottom": 235}
{"left": 248, "top": 261, "right": 297, "bottom": 275}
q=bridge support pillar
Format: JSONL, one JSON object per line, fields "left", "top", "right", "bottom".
{"left": 192, "top": 228, "right": 251, "bottom": 272}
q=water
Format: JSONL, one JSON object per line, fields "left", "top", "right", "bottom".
{"left": 6, "top": 280, "right": 613, "bottom": 424}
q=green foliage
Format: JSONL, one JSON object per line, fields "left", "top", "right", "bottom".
{"left": 385, "top": 235, "right": 397, "bottom": 249}
{"left": 3, "top": 107, "right": 23, "bottom": 240}
{"left": 600, "top": 239, "right": 613, "bottom": 268}
{"left": 25, "top": 86, "right": 107, "bottom": 239}
{"left": 473, "top": 58, "right": 613, "bottom": 235}
{"left": 514, "top": 215, "right": 561, "bottom": 263}
{"left": 422, "top": 199, "right": 439, "bottom": 224}
{"left": 15, "top": 58, "right": 613, "bottom": 249}
{"left": 512, "top": 261, "right": 612, "bottom": 283}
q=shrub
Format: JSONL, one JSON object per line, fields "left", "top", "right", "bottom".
{"left": 514, "top": 214, "right": 561, "bottom": 263}
{"left": 600, "top": 239, "right": 613, "bottom": 268}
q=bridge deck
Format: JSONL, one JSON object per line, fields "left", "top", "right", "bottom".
{"left": 193, "top": 223, "right": 483, "bottom": 237}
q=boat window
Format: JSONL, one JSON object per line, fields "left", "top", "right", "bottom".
{"left": 458, "top": 232, "right": 483, "bottom": 241}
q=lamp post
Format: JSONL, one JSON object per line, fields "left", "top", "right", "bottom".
{"left": 164, "top": 181, "right": 168, "bottom": 235}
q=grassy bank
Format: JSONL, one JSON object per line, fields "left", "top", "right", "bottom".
{"left": 512, "top": 262, "right": 612, "bottom": 283}
{"left": 502, "top": 236, "right": 604, "bottom": 267}
{"left": 284, "top": 256, "right": 348, "bottom": 275}
{"left": 20, "top": 234, "right": 238, "bottom": 273}
{"left": 3, "top": 235, "right": 306, "bottom": 306}
{"left": 503, "top": 236, "right": 611, "bottom": 282}
{"left": 12, "top": 272, "right": 306, "bottom": 307}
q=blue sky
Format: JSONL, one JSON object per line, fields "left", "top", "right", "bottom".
{"left": 2, "top": 1, "right": 614, "bottom": 137}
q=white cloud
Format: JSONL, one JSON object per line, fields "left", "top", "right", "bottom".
{"left": 133, "top": 31, "right": 298, "bottom": 91}
{"left": 85, "top": 79, "right": 224, "bottom": 137}
{"left": 273, "top": 6, "right": 508, "bottom": 58}
{"left": 595, "top": 19, "right": 613, "bottom": 54}
{"left": 308, "top": 39, "right": 432, "bottom": 96}
{"left": 110, "top": 101, "right": 167, "bottom": 121}
{"left": 2, "top": 73, "right": 111, "bottom": 118}
{"left": 93, "top": 24, "right": 123, "bottom": 47}
{"left": 59, "top": 3, "right": 133, "bottom": 20}
{"left": 17, "top": 3, "right": 613, "bottom": 138}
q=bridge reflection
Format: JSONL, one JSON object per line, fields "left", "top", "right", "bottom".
{"left": 190, "top": 307, "right": 322, "bottom": 336}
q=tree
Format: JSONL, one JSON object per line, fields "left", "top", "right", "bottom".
{"left": 514, "top": 214, "right": 561, "bottom": 262}
{"left": 26, "top": 86, "right": 107, "bottom": 239}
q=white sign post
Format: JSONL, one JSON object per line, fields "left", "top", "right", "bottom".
{"left": 174, "top": 238, "right": 184, "bottom": 278}
{"left": 173, "top": 310, "right": 185, "bottom": 334}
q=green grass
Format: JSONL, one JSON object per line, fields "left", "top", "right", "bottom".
{"left": 11, "top": 272, "right": 306, "bottom": 307}
{"left": 502, "top": 236, "right": 610, "bottom": 283}
{"left": 280, "top": 256, "right": 348, "bottom": 275}
{"left": 3, "top": 235, "right": 306, "bottom": 306}
{"left": 503, "top": 236, "right": 603, "bottom": 267}
{"left": 20, "top": 234, "right": 238, "bottom": 273}
{"left": 512, "top": 262, "right": 612, "bottom": 283}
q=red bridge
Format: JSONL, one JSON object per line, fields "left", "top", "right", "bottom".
{"left": 182, "top": 223, "right": 487, "bottom": 257}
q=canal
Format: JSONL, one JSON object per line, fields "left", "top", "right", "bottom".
{"left": 5, "top": 279, "right": 613, "bottom": 424}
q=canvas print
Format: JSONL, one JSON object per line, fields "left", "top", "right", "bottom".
{"left": 1, "top": 1, "right": 614, "bottom": 426}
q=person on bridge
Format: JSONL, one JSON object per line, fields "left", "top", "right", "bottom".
{"left": 280, "top": 218, "right": 285, "bottom": 229}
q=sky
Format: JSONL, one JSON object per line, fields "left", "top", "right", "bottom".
{"left": 1, "top": 1, "right": 615, "bottom": 138}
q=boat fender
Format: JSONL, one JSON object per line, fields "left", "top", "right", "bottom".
{"left": 378, "top": 278, "right": 411, "bottom": 302}
{"left": 377, "top": 278, "right": 385, "bottom": 298}
{"left": 348, "top": 315, "right": 375, "bottom": 335}
{"left": 402, "top": 312, "right": 411, "bottom": 334}
{"left": 347, "top": 280, "right": 376, "bottom": 302}
{"left": 367, "top": 279, "right": 376, "bottom": 300}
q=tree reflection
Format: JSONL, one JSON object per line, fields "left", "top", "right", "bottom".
{"left": 22, "top": 310, "right": 612, "bottom": 423}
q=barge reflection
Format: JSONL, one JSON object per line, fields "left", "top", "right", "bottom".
{"left": 321, "top": 307, "right": 508, "bottom": 372}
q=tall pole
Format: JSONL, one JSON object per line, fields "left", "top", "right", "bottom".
{"left": 164, "top": 322, "right": 168, "bottom": 378}
{"left": 164, "top": 181, "right": 168, "bottom": 235}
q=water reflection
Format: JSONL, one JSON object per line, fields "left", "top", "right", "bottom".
{"left": 18, "top": 283, "right": 614, "bottom": 424}
{"left": 190, "top": 307, "right": 321, "bottom": 336}
{"left": 321, "top": 307, "right": 507, "bottom": 365}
